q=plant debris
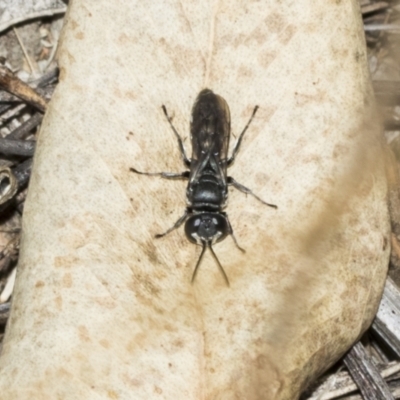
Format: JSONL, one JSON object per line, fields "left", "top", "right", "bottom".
{"left": 0, "top": 1, "right": 398, "bottom": 399}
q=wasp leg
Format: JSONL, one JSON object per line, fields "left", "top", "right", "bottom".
{"left": 223, "top": 212, "right": 245, "bottom": 253}
{"left": 227, "top": 105, "right": 259, "bottom": 167}
{"left": 162, "top": 105, "right": 191, "bottom": 168}
{"left": 228, "top": 176, "right": 277, "bottom": 209}
{"left": 155, "top": 209, "right": 189, "bottom": 238}
{"left": 130, "top": 168, "right": 189, "bottom": 180}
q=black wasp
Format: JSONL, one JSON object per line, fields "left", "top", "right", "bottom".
{"left": 131, "top": 89, "right": 277, "bottom": 286}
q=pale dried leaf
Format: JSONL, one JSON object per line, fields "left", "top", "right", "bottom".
{"left": 0, "top": 1, "right": 390, "bottom": 399}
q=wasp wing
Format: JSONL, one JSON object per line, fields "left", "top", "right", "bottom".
{"left": 189, "top": 89, "right": 231, "bottom": 185}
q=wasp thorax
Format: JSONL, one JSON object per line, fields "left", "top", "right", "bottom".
{"left": 185, "top": 213, "right": 229, "bottom": 244}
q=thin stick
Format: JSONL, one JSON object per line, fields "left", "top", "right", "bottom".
{"left": 13, "top": 28, "right": 37, "bottom": 74}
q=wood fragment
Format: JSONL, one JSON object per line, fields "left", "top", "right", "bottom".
{"left": 373, "top": 277, "right": 400, "bottom": 357}
{"left": 370, "top": 339, "right": 390, "bottom": 363}
{"left": 0, "top": 91, "right": 21, "bottom": 103}
{"left": 0, "top": 65, "right": 47, "bottom": 112}
{"left": 343, "top": 342, "right": 394, "bottom": 399}
{"left": 0, "top": 256, "right": 11, "bottom": 275}
{"left": 373, "top": 81, "right": 400, "bottom": 105}
{"left": 306, "top": 362, "right": 400, "bottom": 399}
{"left": 7, "top": 113, "right": 42, "bottom": 140}
{"left": 0, "top": 104, "right": 26, "bottom": 123}
{"left": 361, "top": 2, "right": 389, "bottom": 15}
{"left": 364, "top": 24, "right": 400, "bottom": 32}
{"left": 12, "top": 158, "right": 32, "bottom": 190}
{"left": 0, "top": 105, "right": 14, "bottom": 119}
{"left": 0, "top": 167, "right": 18, "bottom": 207}
{"left": 0, "top": 302, "right": 10, "bottom": 325}
{"left": 0, "top": 268, "right": 16, "bottom": 304}
{"left": 32, "top": 67, "right": 59, "bottom": 88}
{"left": 382, "top": 120, "right": 400, "bottom": 131}
{"left": 0, "top": 139, "right": 35, "bottom": 157}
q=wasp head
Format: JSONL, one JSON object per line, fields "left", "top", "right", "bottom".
{"left": 184, "top": 213, "right": 228, "bottom": 245}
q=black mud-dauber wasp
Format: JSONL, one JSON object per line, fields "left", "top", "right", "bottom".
{"left": 130, "top": 89, "right": 277, "bottom": 286}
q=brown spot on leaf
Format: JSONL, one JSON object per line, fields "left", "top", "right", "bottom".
{"left": 99, "top": 339, "right": 110, "bottom": 348}
{"left": 257, "top": 355, "right": 268, "bottom": 369}
{"left": 54, "top": 255, "right": 79, "bottom": 268}
{"left": 107, "top": 390, "right": 118, "bottom": 399}
{"left": 62, "top": 272, "right": 72, "bottom": 288}
{"left": 280, "top": 25, "right": 296, "bottom": 45}
{"left": 69, "top": 20, "right": 78, "bottom": 30}
{"left": 125, "top": 91, "right": 137, "bottom": 100}
{"left": 78, "top": 325, "right": 91, "bottom": 342}
{"left": 258, "top": 50, "right": 277, "bottom": 69}
{"left": 238, "top": 65, "right": 254, "bottom": 80}
{"left": 118, "top": 32, "right": 130, "bottom": 44}
{"left": 66, "top": 51, "right": 76, "bottom": 65}
{"left": 265, "top": 13, "right": 285, "bottom": 33}
{"left": 154, "top": 386, "right": 163, "bottom": 394}
{"left": 75, "top": 31, "right": 84, "bottom": 40}
{"left": 54, "top": 295, "right": 62, "bottom": 310}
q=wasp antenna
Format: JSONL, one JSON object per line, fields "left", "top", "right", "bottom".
{"left": 208, "top": 243, "right": 230, "bottom": 287}
{"left": 191, "top": 242, "right": 207, "bottom": 284}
